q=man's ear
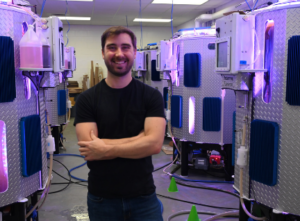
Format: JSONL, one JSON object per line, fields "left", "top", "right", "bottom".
{"left": 102, "top": 48, "right": 104, "bottom": 59}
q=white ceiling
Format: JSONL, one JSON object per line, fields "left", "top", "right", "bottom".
{"left": 27, "top": 0, "right": 233, "bottom": 26}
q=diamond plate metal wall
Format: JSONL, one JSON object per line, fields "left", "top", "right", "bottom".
{"left": 243, "top": 7, "right": 300, "bottom": 215}
{"left": 234, "top": 7, "right": 300, "bottom": 215}
{"left": 40, "top": 72, "right": 60, "bottom": 88}
{"left": 45, "top": 80, "right": 67, "bottom": 126}
{"left": 0, "top": 8, "right": 48, "bottom": 207}
{"left": 171, "top": 37, "right": 235, "bottom": 144}
{"left": 249, "top": 8, "right": 287, "bottom": 210}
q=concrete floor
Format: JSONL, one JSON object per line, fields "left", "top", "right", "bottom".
{"left": 39, "top": 118, "right": 239, "bottom": 221}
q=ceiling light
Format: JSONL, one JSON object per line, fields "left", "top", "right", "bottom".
{"left": 133, "top": 18, "right": 172, "bottom": 22}
{"left": 152, "top": 0, "right": 208, "bottom": 5}
{"left": 58, "top": 17, "right": 91, "bottom": 21}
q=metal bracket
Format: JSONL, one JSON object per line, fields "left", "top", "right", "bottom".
{"left": 22, "top": 71, "right": 45, "bottom": 91}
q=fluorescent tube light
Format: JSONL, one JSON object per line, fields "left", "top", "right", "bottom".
{"left": 133, "top": 18, "right": 172, "bottom": 22}
{"left": 152, "top": 0, "right": 208, "bottom": 5}
{"left": 58, "top": 17, "right": 91, "bottom": 20}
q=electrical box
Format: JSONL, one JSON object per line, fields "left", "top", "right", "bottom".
{"left": 64, "top": 47, "right": 76, "bottom": 71}
{"left": 194, "top": 157, "right": 209, "bottom": 170}
{"left": 40, "top": 16, "right": 65, "bottom": 73}
{"left": 156, "top": 40, "right": 175, "bottom": 72}
{"left": 215, "top": 13, "right": 255, "bottom": 74}
{"left": 133, "top": 51, "right": 146, "bottom": 71}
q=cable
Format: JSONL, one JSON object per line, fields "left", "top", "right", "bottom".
{"left": 174, "top": 180, "right": 239, "bottom": 198}
{"left": 69, "top": 161, "right": 88, "bottom": 182}
{"left": 25, "top": 154, "right": 53, "bottom": 218}
{"left": 48, "top": 173, "right": 71, "bottom": 194}
{"left": 51, "top": 158, "right": 87, "bottom": 185}
{"left": 153, "top": 161, "right": 172, "bottom": 172}
{"left": 172, "top": 174, "right": 234, "bottom": 184}
{"left": 40, "top": 0, "right": 46, "bottom": 17}
{"left": 65, "top": 0, "right": 70, "bottom": 47}
{"left": 156, "top": 194, "right": 238, "bottom": 210}
{"left": 204, "top": 210, "right": 239, "bottom": 221}
{"left": 163, "top": 154, "right": 178, "bottom": 174}
{"left": 171, "top": 0, "right": 174, "bottom": 38}
{"left": 54, "top": 154, "right": 88, "bottom": 182}
{"left": 253, "top": 0, "right": 259, "bottom": 10}
{"left": 139, "top": 0, "right": 143, "bottom": 49}
{"left": 168, "top": 210, "right": 216, "bottom": 221}
{"left": 240, "top": 168, "right": 266, "bottom": 220}
{"left": 51, "top": 169, "right": 87, "bottom": 187}
{"left": 245, "top": 0, "right": 252, "bottom": 11}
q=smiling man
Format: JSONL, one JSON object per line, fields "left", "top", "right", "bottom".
{"left": 74, "top": 26, "right": 165, "bottom": 221}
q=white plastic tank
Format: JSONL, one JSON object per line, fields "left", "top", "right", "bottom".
{"left": 38, "top": 27, "right": 51, "bottom": 68}
{"left": 19, "top": 25, "right": 43, "bottom": 69}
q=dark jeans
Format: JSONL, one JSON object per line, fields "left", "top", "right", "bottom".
{"left": 87, "top": 192, "right": 163, "bottom": 221}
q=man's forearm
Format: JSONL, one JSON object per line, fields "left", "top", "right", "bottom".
{"left": 102, "top": 137, "right": 136, "bottom": 145}
{"left": 102, "top": 131, "right": 144, "bottom": 145}
{"left": 106, "top": 134, "right": 163, "bottom": 159}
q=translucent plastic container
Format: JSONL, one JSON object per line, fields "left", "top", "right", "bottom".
{"left": 19, "top": 25, "right": 43, "bottom": 69}
{"left": 38, "top": 27, "right": 51, "bottom": 68}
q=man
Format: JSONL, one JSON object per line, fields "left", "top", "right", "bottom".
{"left": 74, "top": 26, "right": 166, "bottom": 221}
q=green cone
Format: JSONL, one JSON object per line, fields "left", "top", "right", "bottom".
{"left": 168, "top": 177, "right": 178, "bottom": 192}
{"left": 187, "top": 205, "right": 200, "bottom": 221}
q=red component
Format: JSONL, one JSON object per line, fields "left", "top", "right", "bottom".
{"left": 209, "top": 155, "right": 221, "bottom": 165}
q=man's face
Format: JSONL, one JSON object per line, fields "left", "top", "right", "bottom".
{"left": 102, "top": 33, "right": 136, "bottom": 77}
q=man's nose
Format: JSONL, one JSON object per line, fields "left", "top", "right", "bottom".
{"left": 115, "top": 48, "right": 124, "bottom": 57}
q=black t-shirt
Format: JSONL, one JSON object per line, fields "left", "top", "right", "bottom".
{"left": 74, "top": 78, "right": 165, "bottom": 198}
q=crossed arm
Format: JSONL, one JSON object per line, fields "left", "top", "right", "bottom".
{"left": 76, "top": 117, "right": 166, "bottom": 161}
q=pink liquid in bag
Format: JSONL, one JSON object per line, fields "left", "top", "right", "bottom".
{"left": 20, "top": 46, "right": 43, "bottom": 69}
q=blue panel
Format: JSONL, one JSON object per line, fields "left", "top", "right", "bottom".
{"left": 232, "top": 111, "right": 236, "bottom": 166}
{"left": 286, "top": 36, "right": 300, "bottom": 105}
{"left": 20, "top": 115, "right": 42, "bottom": 177}
{"left": 57, "top": 90, "right": 67, "bottom": 116}
{"left": 203, "top": 97, "right": 221, "bottom": 131}
{"left": 184, "top": 53, "right": 201, "bottom": 87}
{"left": 178, "top": 27, "right": 211, "bottom": 32}
{"left": 147, "top": 43, "right": 157, "bottom": 46}
{"left": 163, "top": 87, "right": 168, "bottom": 109}
{"left": 0, "top": 36, "right": 16, "bottom": 103}
{"left": 171, "top": 95, "right": 182, "bottom": 128}
{"left": 151, "top": 60, "right": 161, "bottom": 81}
{"left": 249, "top": 120, "right": 279, "bottom": 186}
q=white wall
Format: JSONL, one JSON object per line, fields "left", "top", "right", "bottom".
{"left": 176, "top": 19, "right": 195, "bottom": 32}
{"left": 63, "top": 25, "right": 173, "bottom": 87}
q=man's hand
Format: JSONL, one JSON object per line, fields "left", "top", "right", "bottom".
{"left": 78, "top": 130, "right": 114, "bottom": 161}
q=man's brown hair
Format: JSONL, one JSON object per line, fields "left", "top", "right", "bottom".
{"left": 101, "top": 26, "right": 137, "bottom": 50}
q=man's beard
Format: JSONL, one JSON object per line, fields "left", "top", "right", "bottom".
{"left": 105, "top": 59, "right": 133, "bottom": 77}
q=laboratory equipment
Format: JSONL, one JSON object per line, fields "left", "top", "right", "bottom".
{"left": 39, "top": 16, "right": 65, "bottom": 72}
{"left": 216, "top": 2, "right": 300, "bottom": 219}
{"left": 163, "top": 32, "right": 236, "bottom": 178}
{"left": 64, "top": 47, "right": 76, "bottom": 71}
{"left": 142, "top": 49, "right": 168, "bottom": 96}
{"left": 19, "top": 25, "right": 43, "bottom": 69}
{"left": 156, "top": 40, "right": 175, "bottom": 72}
{"left": 39, "top": 28, "right": 51, "bottom": 68}
{"left": 0, "top": 5, "right": 48, "bottom": 215}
